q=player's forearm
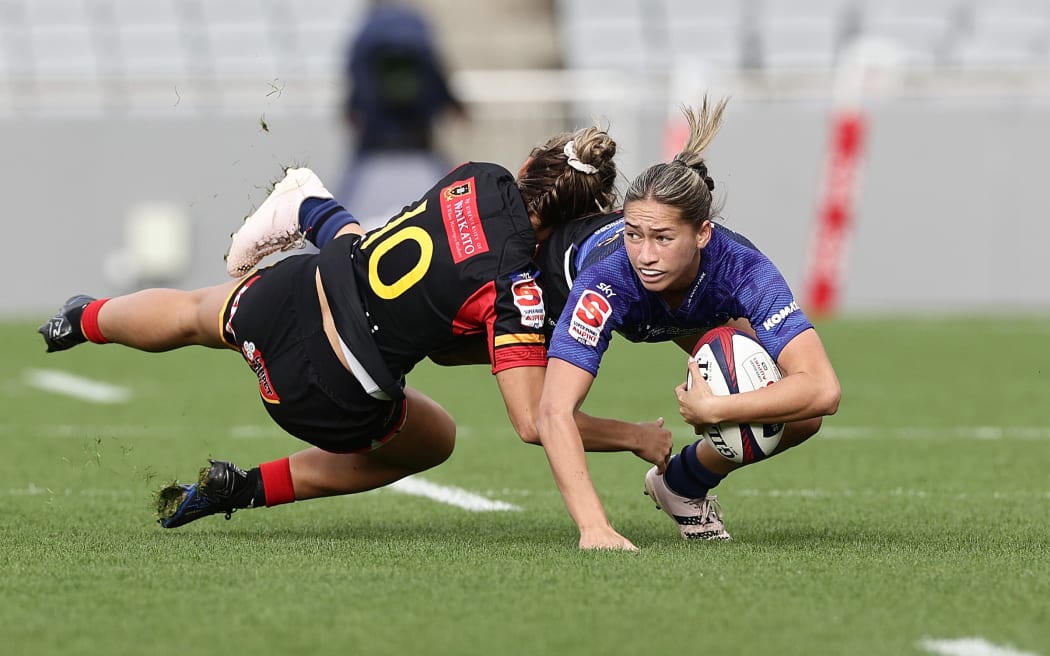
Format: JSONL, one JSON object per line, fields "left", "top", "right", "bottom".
{"left": 537, "top": 412, "right": 613, "bottom": 532}
{"left": 573, "top": 411, "right": 640, "bottom": 452}
{"left": 714, "top": 372, "right": 838, "bottom": 425}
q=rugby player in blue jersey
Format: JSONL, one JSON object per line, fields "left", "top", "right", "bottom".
{"left": 538, "top": 97, "right": 842, "bottom": 549}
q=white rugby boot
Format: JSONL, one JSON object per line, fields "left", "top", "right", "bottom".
{"left": 643, "top": 466, "right": 732, "bottom": 541}
{"left": 225, "top": 167, "right": 333, "bottom": 277}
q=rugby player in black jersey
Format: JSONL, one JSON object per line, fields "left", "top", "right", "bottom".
{"left": 39, "top": 126, "right": 664, "bottom": 551}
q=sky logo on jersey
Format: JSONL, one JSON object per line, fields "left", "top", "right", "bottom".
{"left": 440, "top": 177, "right": 489, "bottom": 263}
{"left": 762, "top": 300, "right": 800, "bottom": 331}
{"left": 569, "top": 289, "right": 612, "bottom": 346}
{"left": 511, "top": 276, "right": 545, "bottom": 328}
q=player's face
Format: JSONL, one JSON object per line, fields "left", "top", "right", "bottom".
{"left": 623, "top": 198, "right": 711, "bottom": 300}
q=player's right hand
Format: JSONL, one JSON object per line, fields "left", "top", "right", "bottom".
{"left": 578, "top": 526, "right": 638, "bottom": 552}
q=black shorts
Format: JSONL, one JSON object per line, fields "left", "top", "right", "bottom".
{"left": 220, "top": 254, "right": 407, "bottom": 453}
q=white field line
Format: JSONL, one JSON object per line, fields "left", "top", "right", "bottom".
{"left": 4, "top": 476, "right": 524, "bottom": 512}
{"left": 732, "top": 488, "right": 1050, "bottom": 501}
{"left": 6, "top": 485, "right": 1046, "bottom": 503}
{"left": 919, "top": 637, "right": 1041, "bottom": 656}
{"left": 2, "top": 484, "right": 135, "bottom": 498}
{"left": 820, "top": 426, "right": 1050, "bottom": 440}
{"left": 667, "top": 426, "right": 1050, "bottom": 440}
{"left": 388, "top": 476, "right": 521, "bottom": 512}
{"left": 25, "top": 368, "right": 131, "bottom": 404}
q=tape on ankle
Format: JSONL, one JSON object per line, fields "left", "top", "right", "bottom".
{"left": 259, "top": 457, "right": 296, "bottom": 506}
{"left": 81, "top": 298, "right": 111, "bottom": 344}
{"left": 665, "top": 440, "right": 724, "bottom": 498}
{"left": 300, "top": 198, "right": 358, "bottom": 248}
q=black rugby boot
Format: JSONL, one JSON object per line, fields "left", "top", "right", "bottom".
{"left": 38, "top": 295, "right": 97, "bottom": 352}
{"left": 155, "top": 460, "right": 262, "bottom": 528}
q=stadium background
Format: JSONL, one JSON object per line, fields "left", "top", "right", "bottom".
{"left": 3, "top": 0, "right": 1049, "bottom": 315}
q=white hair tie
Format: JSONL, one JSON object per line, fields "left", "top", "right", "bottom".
{"left": 563, "top": 140, "right": 598, "bottom": 175}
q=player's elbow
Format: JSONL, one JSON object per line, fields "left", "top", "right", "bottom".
{"left": 815, "top": 380, "right": 842, "bottom": 416}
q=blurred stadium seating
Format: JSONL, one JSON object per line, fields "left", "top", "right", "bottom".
{"left": 3, "top": 0, "right": 1050, "bottom": 117}
{"left": 2, "top": 0, "right": 1049, "bottom": 314}
{"left": 557, "top": 0, "right": 1050, "bottom": 74}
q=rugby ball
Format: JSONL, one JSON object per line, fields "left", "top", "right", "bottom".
{"left": 686, "top": 327, "right": 784, "bottom": 464}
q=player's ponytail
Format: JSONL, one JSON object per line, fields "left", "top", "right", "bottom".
{"left": 625, "top": 95, "right": 728, "bottom": 227}
{"left": 517, "top": 124, "right": 618, "bottom": 230}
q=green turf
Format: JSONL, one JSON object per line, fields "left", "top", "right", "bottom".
{"left": 2, "top": 316, "right": 1048, "bottom": 656}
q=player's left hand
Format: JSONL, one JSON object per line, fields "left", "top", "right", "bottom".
{"left": 676, "top": 358, "right": 717, "bottom": 432}
{"left": 633, "top": 417, "right": 673, "bottom": 473}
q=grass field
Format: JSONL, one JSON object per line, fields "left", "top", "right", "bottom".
{"left": 2, "top": 315, "right": 1048, "bottom": 656}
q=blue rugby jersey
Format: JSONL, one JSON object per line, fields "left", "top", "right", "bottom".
{"left": 547, "top": 224, "right": 813, "bottom": 377}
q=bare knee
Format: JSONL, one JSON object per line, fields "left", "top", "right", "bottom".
{"left": 427, "top": 417, "right": 456, "bottom": 466}
{"left": 392, "top": 389, "right": 457, "bottom": 470}
{"left": 516, "top": 423, "right": 541, "bottom": 446}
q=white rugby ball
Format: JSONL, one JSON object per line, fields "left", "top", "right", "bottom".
{"left": 687, "top": 327, "right": 784, "bottom": 464}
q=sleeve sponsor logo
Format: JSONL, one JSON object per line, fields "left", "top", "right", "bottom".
{"left": 762, "top": 300, "right": 800, "bottom": 331}
{"left": 568, "top": 289, "right": 612, "bottom": 347}
{"left": 440, "top": 177, "right": 490, "bottom": 263}
{"left": 511, "top": 278, "right": 545, "bottom": 328}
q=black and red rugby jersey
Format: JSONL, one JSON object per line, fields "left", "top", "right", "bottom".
{"left": 318, "top": 162, "right": 547, "bottom": 386}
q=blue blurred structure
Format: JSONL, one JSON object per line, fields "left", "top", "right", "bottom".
{"left": 335, "top": 2, "right": 466, "bottom": 229}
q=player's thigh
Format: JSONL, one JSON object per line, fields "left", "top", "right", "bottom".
{"left": 370, "top": 387, "right": 456, "bottom": 470}
{"left": 189, "top": 278, "right": 244, "bottom": 347}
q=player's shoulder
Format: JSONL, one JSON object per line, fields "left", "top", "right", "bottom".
{"left": 441, "top": 161, "right": 515, "bottom": 185}
{"left": 708, "top": 223, "right": 778, "bottom": 272}
{"left": 711, "top": 223, "right": 763, "bottom": 254}
{"left": 426, "top": 162, "right": 517, "bottom": 205}
{"left": 538, "top": 211, "right": 623, "bottom": 269}
{"left": 569, "top": 246, "right": 642, "bottom": 301}
{"left": 572, "top": 210, "right": 624, "bottom": 241}
{"left": 429, "top": 161, "right": 531, "bottom": 234}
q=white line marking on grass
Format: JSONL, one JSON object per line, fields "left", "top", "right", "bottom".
{"left": 388, "top": 476, "right": 521, "bottom": 512}
{"left": 671, "top": 426, "right": 1050, "bottom": 441}
{"left": 2, "top": 485, "right": 134, "bottom": 498}
{"left": 823, "top": 426, "right": 1050, "bottom": 440}
{"left": 230, "top": 425, "right": 288, "bottom": 439}
{"left": 25, "top": 369, "right": 131, "bottom": 404}
{"left": 1, "top": 482, "right": 522, "bottom": 509}
{"left": 918, "top": 637, "right": 1041, "bottom": 656}
{"left": 733, "top": 488, "right": 1050, "bottom": 501}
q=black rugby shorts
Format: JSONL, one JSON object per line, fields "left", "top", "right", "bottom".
{"left": 219, "top": 254, "right": 407, "bottom": 453}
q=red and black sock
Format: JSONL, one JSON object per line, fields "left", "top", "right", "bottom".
{"left": 256, "top": 457, "right": 296, "bottom": 507}
{"left": 80, "top": 299, "right": 111, "bottom": 344}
